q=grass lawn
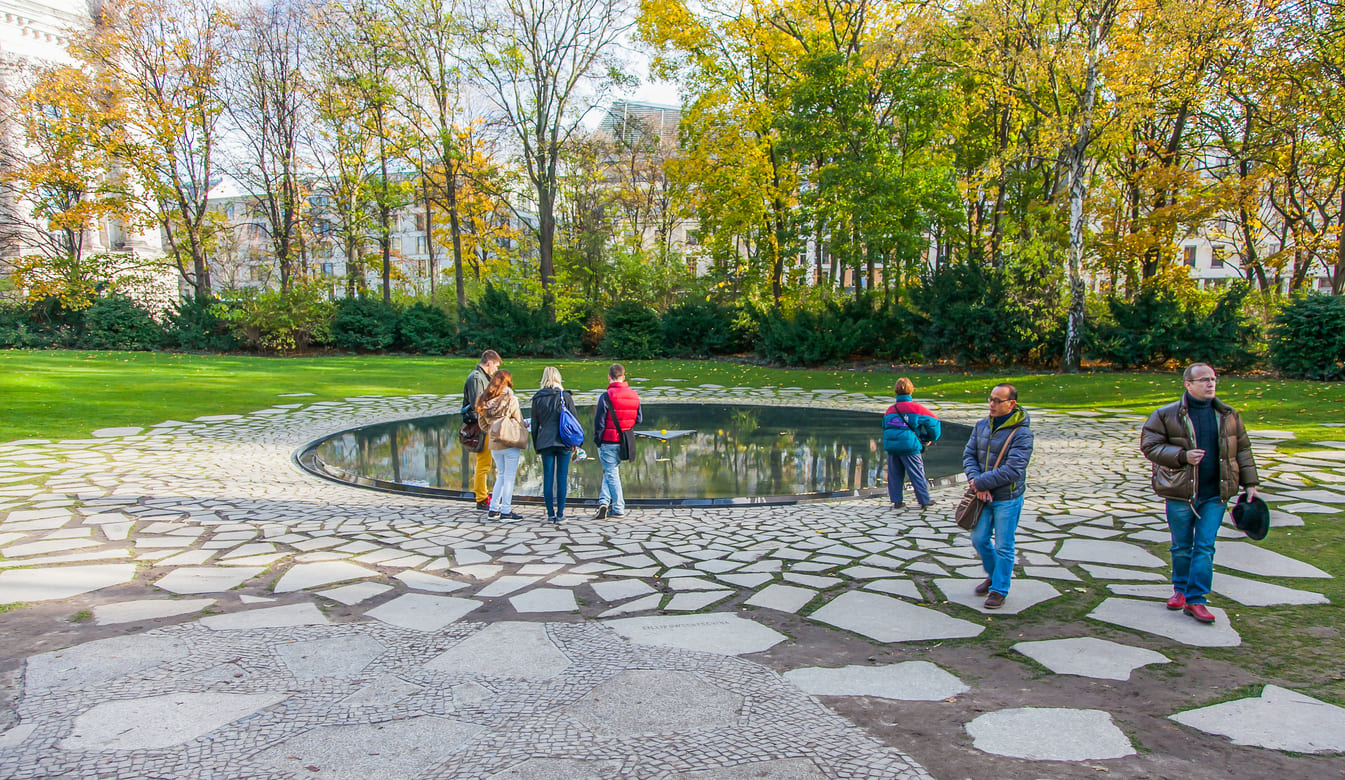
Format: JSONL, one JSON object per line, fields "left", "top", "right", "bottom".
{"left": 2, "top": 349, "right": 1341, "bottom": 444}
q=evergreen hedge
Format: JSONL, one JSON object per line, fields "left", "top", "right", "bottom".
{"left": 1270, "top": 293, "right": 1345, "bottom": 380}
{"left": 2, "top": 267, "right": 1337, "bottom": 377}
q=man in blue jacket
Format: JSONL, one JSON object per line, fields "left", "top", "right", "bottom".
{"left": 963, "top": 383, "right": 1035, "bottom": 609}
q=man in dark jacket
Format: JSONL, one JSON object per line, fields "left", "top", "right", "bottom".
{"left": 1141, "top": 362, "right": 1259, "bottom": 624}
{"left": 462, "top": 350, "right": 500, "bottom": 510}
{"left": 963, "top": 383, "right": 1035, "bottom": 609}
{"left": 592, "top": 363, "right": 641, "bottom": 519}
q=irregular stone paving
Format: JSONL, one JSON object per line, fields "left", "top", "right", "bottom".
{"left": 0, "top": 385, "right": 1341, "bottom": 778}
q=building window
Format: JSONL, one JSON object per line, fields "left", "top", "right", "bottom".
{"left": 321, "top": 262, "right": 334, "bottom": 276}
{"left": 1211, "top": 246, "right": 1225, "bottom": 269}
{"left": 415, "top": 235, "right": 427, "bottom": 254}
{"left": 1183, "top": 246, "right": 1197, "bottom": 267}
{"left": 415, "top": 212, "right": 426, "bottom": 232}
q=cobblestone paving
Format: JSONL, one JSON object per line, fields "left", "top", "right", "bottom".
{"left": 0, "top": 384, "right": 1342, "bottom": 778}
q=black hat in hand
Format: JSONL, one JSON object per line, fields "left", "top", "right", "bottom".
{"left": 1232, "top": 493, "right": 1270, "bottom": 541}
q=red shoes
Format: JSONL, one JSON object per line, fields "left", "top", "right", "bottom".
{"left": 1183, "top": 603, "right": 1216, "bottom": 623}
{"left": 1166, "top": 592, "right": 1186, "bottom": 610}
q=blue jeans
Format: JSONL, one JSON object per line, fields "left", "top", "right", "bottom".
{"left": 971, "top": 494, "right": 1024, "bottom": 596}
{"left": 598, "top": 443, "right": 624, "bottom": 514}
{"left": 1166, "top": 497, "right": 1225, "bottom": 605}
{"left": 540, "top": 449, "right": 570, "bottom": 519}
{"left": 887, "top": 453, "right": 930, "bottom": 506}
{"left": 489, "top": 447, "right": 522, "bottom": 513}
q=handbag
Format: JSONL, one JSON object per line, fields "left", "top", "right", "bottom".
{"left": 458, "top": 420, "right": 485, "bottom": 453}
{"left": 954, "top": 487, "right": 984, "bottom": 531}
{"left": 491, "top": 414, "right": 530, "bottom": 449}
{"left": 954, "top": 427, "right": 1019, "bottom": 531}
{"left": 558, "top": 402, "right": 585, "bottom": 448}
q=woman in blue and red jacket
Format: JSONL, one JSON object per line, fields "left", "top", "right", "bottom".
{"left": 882, "top": 377, "right": 943, "bottom": 509}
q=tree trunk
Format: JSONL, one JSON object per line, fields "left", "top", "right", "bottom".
{"left": 424, "top": 182, "right": 435, "bottom": 296}
{"left": 1334, "top": 188, "right": 1345, "bottom": 294}
{"left": 447, "top": 168, "right": 466, "bottom": 308}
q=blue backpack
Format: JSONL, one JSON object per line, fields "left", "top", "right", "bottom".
{"left": 558, "top": 404, "right": 585, "bottom": 447}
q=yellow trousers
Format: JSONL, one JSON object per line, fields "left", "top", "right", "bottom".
{"left": 473, "top": 434, "right": 493, "bottom": 502}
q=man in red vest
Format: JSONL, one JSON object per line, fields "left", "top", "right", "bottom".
{"left": 592, "top": 363, "right": 642, "bottom": 519}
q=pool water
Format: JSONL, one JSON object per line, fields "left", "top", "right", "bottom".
{"left": 304, "top": 403, "right": 971, "bottom": 506}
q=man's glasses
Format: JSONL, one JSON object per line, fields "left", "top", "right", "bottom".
{"left": 988, "top": 397, "right": 1012, "bottom": 405}
{"left": 1186, "top": 376, "right": 1218, "bottom": 384}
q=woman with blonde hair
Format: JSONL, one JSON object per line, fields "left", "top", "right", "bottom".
{"left": 530, "top": 366, "right": 580, "bottom": 523}
{"left": 476, "top": 369, "right": 527, "bottom": 520}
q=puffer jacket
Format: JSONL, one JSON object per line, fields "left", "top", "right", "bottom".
{"left": 882, "top": 395, "right": 943, "bottom": 456}
{"left": 479, "top": 387, "right": 524, "bottom": 451}
{"left": 595, "top": 381, "right": 641, "bottom": 443}
{"left": 1140, "top": 397, "right": 1258, "bottom": 502}
{"left": 530, "top": 387, "right": 577, "bottom": 452}
{"left": 962, "top": 406, "right": 1034, "bottom": 501}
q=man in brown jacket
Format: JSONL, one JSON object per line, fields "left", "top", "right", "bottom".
{"left": 1140, "top": 362, "right": 1259, "bottom": 624}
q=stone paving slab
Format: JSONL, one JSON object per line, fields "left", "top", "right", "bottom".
{"left": 862, "top": 578, "right": 923, "bottom": 600}
{"left": 0, "top": 562, "right": 137, "bottom": 602}
{"left": 1056, "top": 539, "right": 1165, "bottom": 568}
{"left": 59, "top": 691, "right": 289, "bottom": 751}
{"left": 509, "top": 587, "right": 579, "bottom": 613}
{"left": 965, "top": 707, "right": 1136, "bottom": 760}
{"left": 933, "top": 577, "right": 1061, "bottom": 614}
{"left": 1087, "top": 598, "right": 1241, "bottom": 647}
{"left": 200, "top": 602, "right": 329, "bottom": 630}
{"left": 784, "top": 661, "right": 969, "bottom": 701}
{"left": 1214, "top": 541, "right": 1333, "bottom": 578}
{"left": 604, "top": 614, "right": 787, "bottom": 655}
{"left": 746, "top": 583, "right": 817, "bottom": 613}
{"left": 590, "top": 579, "right": 656, "bottom": 602}
{"left": 273, "top": 560, "right": 376, "bottom": 592}
{"left": 1012, "top": 636, "right": 1170, "bottom": 680}
{"left": 1212, "top": 572, "right": 1330, "bottom": 606}
{"left": 808, "top": 591, "right": 984, "bottom": 643}
{"left": 318, "top": 582, "right": 392, "bottom": 605}
{"left": 93, "top": 597, "right": 215, "bottom": 625}
{"left": 364, "top": 593, "right": 479, "bottom": 631}
{"left": 153, "top": 566, "right": 264, "bottom": 595}
{"left": 425, "top": 622, "right": 571, "bottom": 679}
{"left": 1169, "top": 684, "right": 1345, "bottom": 753}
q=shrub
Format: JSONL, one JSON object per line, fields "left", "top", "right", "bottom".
{"left": 911, "top": 262, "right": 1062, "bottom": 366}
{"left": 219, "top": 282, "right": 335, "bottom": 353}
{"left": 1088, "top": 280, "right": 1259, "bottom": 369}
{"left": 14, "top": 297, "right": 83, "bottom": 348}
{"left": 78, "top": 295, "right": 163, "bottom": 350}
{"left": 164, "top": 296, "right": 241, "bottom": 352}
{"left": 1269, "top": 293, "right": 1345, "bottom": 380}
{"left": 754, "top": 294, "right": 920, "bottom": 366}
{"left": 662, "top": 299, "right": 749, "bottom": 357}
{"left": 601, "top": 301, "right": 665, "bottom": 359}
{"left": 397, "top": 301, "right": 455, "bottom": 354}
{"left": 331, "top": 296, "right": 399, "bottom": 352}
{"left": 0, "top": 302, "right": 44, "bottom": 348}
{"left": 456, "top": 284, "right": 580, "bottom": 356}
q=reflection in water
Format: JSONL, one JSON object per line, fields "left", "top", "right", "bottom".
{"left": 312, "top": 404, "right": 971, "bottom": 501}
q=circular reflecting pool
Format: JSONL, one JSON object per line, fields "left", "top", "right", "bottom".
{"left": 299, "top": 403, "right": 971, "bottom": 506}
